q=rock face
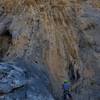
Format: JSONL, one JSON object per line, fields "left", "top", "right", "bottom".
{"left": 0, "top": 0, "right": 100, "bottom": 100}
{"left": 0, "top": 63, "right": 26, "bottom": 94}
{"left": 0, "top": 61, "right": 54, "bottom": 100}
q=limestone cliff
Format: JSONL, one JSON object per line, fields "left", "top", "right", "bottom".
{"left": 0, "top": 0, "right": 100, "bottom": 100}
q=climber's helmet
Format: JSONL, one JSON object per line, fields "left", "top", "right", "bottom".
{"left": 64, "top": 80, "right": 69, "bottom": 83}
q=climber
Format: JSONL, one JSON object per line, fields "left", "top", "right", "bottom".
{"left": 63, "top": 80, "right": 72, "bottom": 100}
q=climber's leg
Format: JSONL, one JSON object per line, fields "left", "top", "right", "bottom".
{"left": 63, "top": 91, "right": 67, "bottom": 100}
{"left": 67, "top": 91, "right": 72, "bottom": 100}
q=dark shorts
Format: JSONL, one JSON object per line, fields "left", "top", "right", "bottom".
{"left": 63, "top": 90, "right": 72, "bottom": 100}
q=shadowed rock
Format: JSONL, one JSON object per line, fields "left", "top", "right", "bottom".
{"left": 0, "top": 62, "right": 54, "bottom": 100}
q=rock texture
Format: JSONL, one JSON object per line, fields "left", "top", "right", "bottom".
{"left": 0, "top": 61, "right": 54, "bottom": 100}
{"left": 0, "top": 0, "right": 100, "bottom": 100}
